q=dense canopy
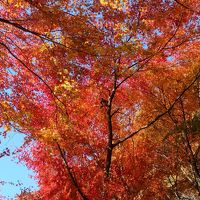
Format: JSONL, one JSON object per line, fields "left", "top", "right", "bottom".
{"left": 0, "top": 0, "right": 200, "bottom": 199}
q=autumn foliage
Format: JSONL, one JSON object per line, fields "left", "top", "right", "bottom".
{"left": 0, "top": 0, "right": 200, "bottom": 199}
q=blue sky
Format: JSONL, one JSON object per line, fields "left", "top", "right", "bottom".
{"left": 0, "top": 131, "right": 38, "bottom": 199}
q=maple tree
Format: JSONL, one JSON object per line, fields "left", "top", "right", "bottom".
{"left": 0, "top": 0, "right": 200, "bottom": 199}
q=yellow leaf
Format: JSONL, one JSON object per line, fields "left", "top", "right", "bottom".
{"left": 39, "top": 44, "right": 48, "bottom": 52}
{"left": 15, "top": 0, "right": 22, "bottom": 8}
{"left": 4, "top": 125, "right": 11, "bottom": 132}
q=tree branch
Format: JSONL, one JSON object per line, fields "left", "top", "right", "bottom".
{"left": 113, "top": 71, "right": 200, "bottom": 147}
{"left": 117, "top": 15, "right": 183, "bottom": 89}
{"left": 56, "top": 142, "right": 88, "bottom": 200}
{"left": 0, "top": 42, "right": 69, "bottom": 117}
{"left": 0, "top": 17, "right": 110, "bottom": 58}
{"left": 174, "top": 0, "right": 192, "bottom": 10}
{"left": 179, "top": 99, "right": 200, "bottom": 194}
{"left": 0, "top": 17, "right": 68, "bottom": 48}
{"left": 105, "top": 67, "right": 117, "bottom": 177}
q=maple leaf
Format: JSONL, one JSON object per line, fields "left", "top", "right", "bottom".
{"left": 0, "top": 0, "right": 200, "bottom": 199}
